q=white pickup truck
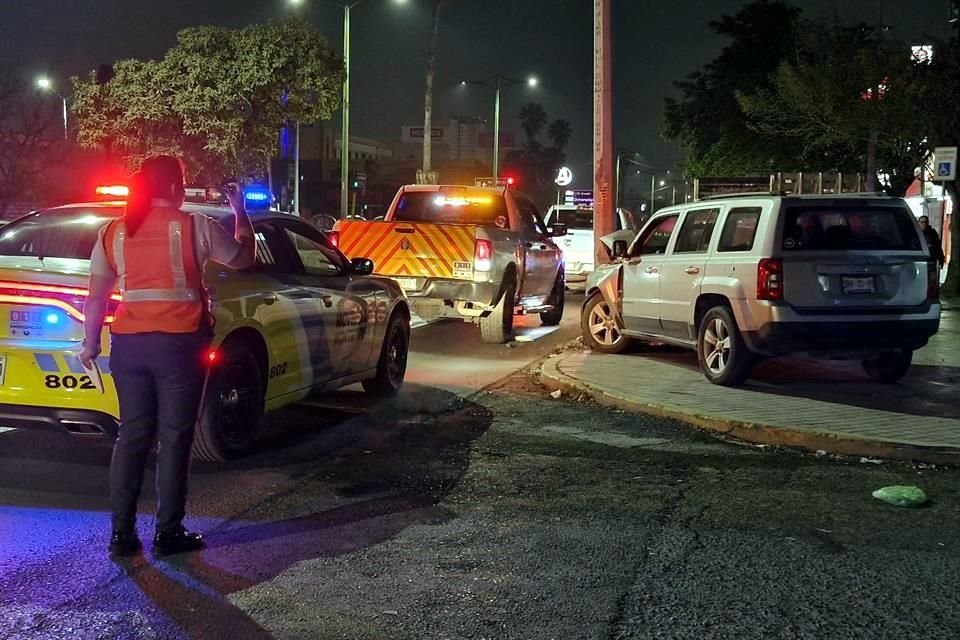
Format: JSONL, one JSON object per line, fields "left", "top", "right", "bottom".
{"left": 333, "top": 184, "right": 568, "bottom": 343}
{"left": 543, "top": 204, "right": 639, "bottom": 289}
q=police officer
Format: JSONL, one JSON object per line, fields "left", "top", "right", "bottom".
{"left": 80, "top": 155, "right": 256, "bottom": 557}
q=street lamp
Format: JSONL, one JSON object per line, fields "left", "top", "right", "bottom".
{"left": 286, "top": 0, "right": 407, "bottom": 218}
{"left": 461, "top": 74, "right": 538, "bottom": 179}
{"left": 36, "top": 75, "right": 67, "bottom": 141}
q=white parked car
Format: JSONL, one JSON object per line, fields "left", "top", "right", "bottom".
{"left": 582, "top": 194, "right": 941, "bottom": 386}
{"left": 543, "top": 205, "right": 638, "bottom": 289}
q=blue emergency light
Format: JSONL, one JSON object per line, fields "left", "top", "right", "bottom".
{"left": 243, "top": 186, "right": 272, "bottom": 211}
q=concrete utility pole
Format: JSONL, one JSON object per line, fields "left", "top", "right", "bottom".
{"left": 340, "top": 3, "right": 352, "bottom": 218}
{"left": 593, "top": 0, "right": 615, "bottom": 267}
{"left": 421, "top": 0, "right": 441, "bottom": 182}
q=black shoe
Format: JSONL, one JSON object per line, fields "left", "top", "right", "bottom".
{"left": 108, "top": 531, "right": 142, "bottom": 557}
{"left": 153, "top": 528, "right": 205, "bottom": 557}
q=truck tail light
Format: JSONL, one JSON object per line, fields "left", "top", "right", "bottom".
{"left": 757, "top": 258, "right": 783, "bottom": 301}
{"left": 928, "top": 260, "right": 940, "bottom": 301}
{"left": 475, "top": 239, "right": 493, "bottom": 272}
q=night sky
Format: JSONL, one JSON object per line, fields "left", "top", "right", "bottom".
{"left": 2, "top": 0, "right": 952, "bottom": 186}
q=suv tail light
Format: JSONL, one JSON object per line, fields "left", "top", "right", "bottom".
{"left": 927, "top": 260, "right": 940, "bottom": 301}
{"left": 475, "top": 239, "right": 493, "bottom": 272}
{"left": 757, "top": 258, "right": 783, "bottom": 301}
{"left": 327, "top": 230, "right": 340, "bottom": 249}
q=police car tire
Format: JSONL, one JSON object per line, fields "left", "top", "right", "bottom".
{"left": 480, "top": 279, "right": 515, "bottom": 344}
{"left": 540, "top": 271, "right": 565, "bottom": 326}
{"left": 363, "top": 313, "right": 410, "bottom": 397}
{"left": 193, "top": 341, "right": 264, "bottom": 462}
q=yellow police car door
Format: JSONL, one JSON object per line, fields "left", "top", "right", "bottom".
{"left": 277, "top": 219, "right": 376, "bottom": 378}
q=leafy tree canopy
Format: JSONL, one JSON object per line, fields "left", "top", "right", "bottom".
{"left": 662, "top": 0, "right": 804, "bottom": 176}
{"left": 72, "top": 18, "right": 344, "bottom": 183}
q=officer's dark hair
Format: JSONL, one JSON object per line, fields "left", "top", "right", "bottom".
{"left": 125, "top": 155, "right": 185, "bottom": 237}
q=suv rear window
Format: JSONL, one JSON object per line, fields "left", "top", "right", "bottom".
{"left": 0, "top": 209, "right": 114, "bottom": 259}
{"left": 552, "top": 208, "right": 594, "bottom": 230}
{"left": 394, "top": 191, "right": 510, "bottom": 228}
{"left": 782, "top": 205, "right": 921, "bottom": 251}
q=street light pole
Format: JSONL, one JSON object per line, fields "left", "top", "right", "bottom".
{"left": 493, "top": 78, "right": 501, "bottom": 179}
{"left": 294, "top": 121, "right": 301, "bottom": 215}
{"left": 340, "top": 2, "right": 352, "bottom": 219}
{"left": 36, "top": 76, "right": 67, "bottom": 140}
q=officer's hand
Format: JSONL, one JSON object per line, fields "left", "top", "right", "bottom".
{"left": 79, "top": 343, "right": 100, "bottom": 369}
{"left": 225, "top": 182, "right": 245, "bottom": 213}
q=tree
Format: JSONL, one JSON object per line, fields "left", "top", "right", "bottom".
{"left": 547, "top": 119, "right": 572, "bottom": 151}
{"left": 518, "top": 102, "right": 548, "bottom": 142}
{"left": 662, "top": 0, "right": 805, "bottom": 176}
{"left": 737, "top": 21, "right": 927, "bottom": 196}
{"left": 0, "top": 68, "right": 61, "bottom": 217}
{"left": 71, "top": 19, "right": 344, "bottom": 183}
{"left": 503, "top": 104, "right": 571, "bottom": 205}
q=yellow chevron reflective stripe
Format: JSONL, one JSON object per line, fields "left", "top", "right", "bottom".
{"left": 339, "top": 221, "right": 476, "bottom": 280}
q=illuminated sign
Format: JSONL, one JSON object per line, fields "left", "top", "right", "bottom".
{"left": 555, "top": 166, "right": 573, "bottom": 186}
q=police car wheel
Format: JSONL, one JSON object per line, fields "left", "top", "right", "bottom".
{"left": 363, "top": 313, "right": 410, "bottom": 396}
{"left": 193, "top": 341, "right": 264, "bottom": 462}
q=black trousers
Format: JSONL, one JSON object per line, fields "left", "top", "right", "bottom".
{"left": 109, "top": 329, "right": 210, "bottom": 534}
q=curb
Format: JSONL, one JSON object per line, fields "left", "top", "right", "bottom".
{"left": 539, "top": 354, "right": 960, "bottom": 466}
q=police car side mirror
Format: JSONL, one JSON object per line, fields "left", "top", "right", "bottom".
{"left": 550, "top": 222, "right": 568, "bottom": 237}
{"left": 350, "top": 257, "right": 374, "bottom": 275}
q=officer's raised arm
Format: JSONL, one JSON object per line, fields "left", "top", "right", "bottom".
{"left": 225, "top": 182, "right": 255, "bottom": 266}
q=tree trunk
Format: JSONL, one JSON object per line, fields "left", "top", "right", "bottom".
{"left": 865, "top": 127, "right": 879, "bottom": 192}
{"left": 942, "top": 181, "right": 960, "bottom": 300}
{"left": 421, "top": 0, "right": 441, "bottom": 177}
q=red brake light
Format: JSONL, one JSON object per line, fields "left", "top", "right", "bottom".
{"left": 0, "top": 282, "right": 122, "bottom": 323}
{"left": 95, "top": 185, "right": 129, "bottom": 198}
{"left": 206, "top": 349, "right": 220, "bottom": 366}
{"left": 757, "top": 258, "right": 783, "bottom": 301}
{"left": 327, "top": 230, "right": 340, "bottom": 249}
{"left": 475, "top": 238, "right": 493, "bottom": 272}
{"left": 928, "top": 260, "right": 940, "bottom": 301}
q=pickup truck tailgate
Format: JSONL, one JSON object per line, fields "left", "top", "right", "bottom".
{"left": 338, "top": 220, "right": 478, "bottom": 280}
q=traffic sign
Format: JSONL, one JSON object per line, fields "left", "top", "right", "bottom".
{"left": 933, "top": 146, "right": 957, "bottom": 182}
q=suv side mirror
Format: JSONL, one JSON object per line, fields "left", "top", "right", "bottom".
{"left": 550, "top": 222, "right": 568, "bottom": 237}
{"left": 350, "top": 257, "right": 374, "bottom": 275}
{"left": 612, "top": 240, "right": 629, "bottom": 258}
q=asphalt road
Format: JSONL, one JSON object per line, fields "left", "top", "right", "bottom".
{"left": 2, "top": 293, "right": 960, "bottom": 639}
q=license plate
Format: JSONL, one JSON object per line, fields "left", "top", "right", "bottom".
{"left": 0, "top": 355, "right": 6, "bottom": 386}
{"left": 395, "top": 278, "right": 418, "bottom": 291}
{"left": 841, "top": 276, "right": 876, "bottom": 294}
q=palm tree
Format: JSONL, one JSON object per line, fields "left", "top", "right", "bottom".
{"left": 547, "top": 119, "right": 572, "bottom": 151}
{"left": 518, "top": 102, "right": 548, "bottom": 142}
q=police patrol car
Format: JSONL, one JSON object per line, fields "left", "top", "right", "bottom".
{"left": 0, "top": 186, "right": 411, "bottom": 461}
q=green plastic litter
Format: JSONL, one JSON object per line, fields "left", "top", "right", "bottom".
{"left": 872, "top": 485, "right": 929, "bottom": 508}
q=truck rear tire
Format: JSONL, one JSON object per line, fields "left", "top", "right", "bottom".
{"left": 480, "top": 279, "right": 515, "bottom": 344}
{"left": 539, "top": 272, "right": 565, "bottom": 326}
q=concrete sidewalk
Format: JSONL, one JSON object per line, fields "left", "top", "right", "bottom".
{"left": 541, "top": 311, "right": 960, "bottom": 464}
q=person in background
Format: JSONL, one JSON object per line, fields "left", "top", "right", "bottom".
{"left": 79, "top": 155, "right": 256, "bottom": 558}
{"left": 918, "top": 216, "right": 946, "bottom": 269}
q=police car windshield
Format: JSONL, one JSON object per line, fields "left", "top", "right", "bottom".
{"left": 0, "top": 209, "right": 114, "bottom": 260}
{"left": 393, "top": 192, "right": 509, "bottom": 227}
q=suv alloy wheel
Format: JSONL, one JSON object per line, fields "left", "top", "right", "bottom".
{"left": 697, "top": 306, "right": 753, "bottom": 386}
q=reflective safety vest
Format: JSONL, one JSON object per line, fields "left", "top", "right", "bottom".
{"left": 103, "top": 207, "right": 205, "bottom": 334}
